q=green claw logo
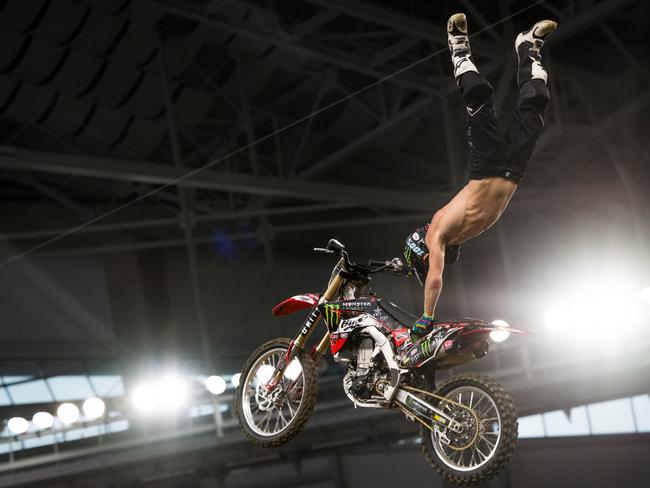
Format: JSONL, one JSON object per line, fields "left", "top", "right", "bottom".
{"left": 324, "top": 304, "right": 341, "bottom": 327}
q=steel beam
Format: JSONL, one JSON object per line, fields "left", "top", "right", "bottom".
{"left": 134, "top": 0, "right": 437, "bottom": 94}
{"left": 298, "top": 96, "right": 435, "bottom": 178}
{"left": 0, "top": 147, "right": 446, "bottom": 212}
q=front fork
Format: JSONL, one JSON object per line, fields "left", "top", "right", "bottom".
{"left": 266, "top": 275, "right": 343, "bottom": 389}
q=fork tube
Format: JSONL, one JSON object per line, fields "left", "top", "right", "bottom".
{"left": 294, "top": 313, "right": 322, "bottom": 348}
{"left": 267, "top": 274, "right": 343, "bottom": 389}
{"left": 315, "top": 331, "right": 331, "bottom": 355}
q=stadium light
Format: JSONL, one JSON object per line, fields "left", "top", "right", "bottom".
{"left": 57, "top": 403, "right": 80, "bottom": 424}
{"left": 131, "top": 383, "right": 157, "bottom": 413}
{"left": 32, "top": 411, "right": 54, "bottom": 429}
{"left": 544, "top": 307, "right": 568, "bottom": 331}
{"left": 255, "top": 365, "right": 275, "bottom": 384}
{"left": 490, "top": 319, "right": 511, "bottom": 343}
{"left": 284, "top": 359, "right": 303, "bottom": 380}
{"left": 7, "top": 417, "right": 29, "bottom": 435}
{"left": 83, "top": 397, "right": 106, "bottom": 419}
{"left": 231, "top": 373, "right": 241, "bottom": 388}
{"left": 159, "top": 375, "right": 189, "bottom": 411}
{"left": 205, "top": 375, "right": 227, "bottom": 395}
{"left": 641, "top": 286, "right": 650, "bottom": 305}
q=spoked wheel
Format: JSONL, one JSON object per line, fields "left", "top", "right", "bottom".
{"left": 235, "top": 338, "right": 318, "bottom": 447}
{"left": 421, "top": 373, "right": 518, "bottom": 486}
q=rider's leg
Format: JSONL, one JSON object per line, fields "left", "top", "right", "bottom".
{"left": 503, "top": 20, "right": 556, "bottom": 179}
{"left": 448, "top": 13, "right": 507, "bottom": 180}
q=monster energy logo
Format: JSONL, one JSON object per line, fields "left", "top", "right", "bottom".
{"left": 420, "top": 338, "right": 432, "bottom": 359}
{"left": 324, "top": 304, "right": 341, "bottom": 327}
{"left": 404, "top": 247, "right": 412, "bottom": 264}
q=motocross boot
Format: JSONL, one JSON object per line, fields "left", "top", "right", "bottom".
{"left": 447, "top": 13, "right": 478, "bottom": 81}
{"left": 515, "top": 19, "right": 557, "bottom": 85}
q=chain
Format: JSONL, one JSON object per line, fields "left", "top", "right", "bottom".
{"left": 399, "top": 385, "right": 481, "bottom": 451}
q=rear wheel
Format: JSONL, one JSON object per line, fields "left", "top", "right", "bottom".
{"left": 235, "top": 338, "right": 318, "bottom": 447}
{"left": 421, "top": 373, "right": 518, "bottom": 486}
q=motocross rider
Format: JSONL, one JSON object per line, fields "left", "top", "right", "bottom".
{"left": 403, "top": 14, "right": 557, "bottom": 359}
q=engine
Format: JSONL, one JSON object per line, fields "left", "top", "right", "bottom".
{"left": 341, "top": 336, "right": 391, "bottom": 406}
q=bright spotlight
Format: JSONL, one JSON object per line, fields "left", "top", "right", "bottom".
{"left": 205, "top": 375, "right": 227, "bottom": 395}
{"left": 489, "top": 319, "right": 511, "bottom": 343}
{"left": 159, "top": 376, "right": 189, "bottom": 411}
{"left": 544, "top": 307, "right": 568, "bottom": 331}
{"left": 7, "top": 417, "right": 29, "bottom": 435}
{"left": 641, "top": 286, "right": 650, "bottom": 305}
{"left": 231, "top": 373, "right": 241, "bottom": 388}
{"left": 32, "top": 411, "right": 54, "bottom": 429}
{"left": 255, "top": 365, "right": 275, "bottom": 385}
{"left": 284, "top": 359, "right": 303, "bottom": 381}
{"left": 132, "top": 384, "right": 157, "bottom": 413}
{"left": 83, "top": 397, "right": 106, "bottom": 419}
{"left": 57, "top": 403, "right": 80, "bottom": 424}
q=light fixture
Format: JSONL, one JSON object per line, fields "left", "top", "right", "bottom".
{"left": 83, "top": 397, "right": 106, "bottom": 419}
{"left": 231, "top": 373, "right": 241, "bottom": 388}
{"left": 641, "top": 286, "right": 650, "bottom": 305}
{"left": 205, "top": 375, "right": 227, "bottom": 395}
{"left": 544, "top": 307, "right": 568, "bottom": 330}
{"left": 284, "top": 359, "right": 303, "bottom": 381}
{"left": 7, "top": 417, "right": 29, "bottom": 435}
{"left": 32, "top": 411, "right": 54, "bottom": 429}
{"left": 255, "top": 365, "right": 275, "bottom": 385}
{"left": 131, "top": 383, "right": 157, "bottom": 413}
{"left": 489, "top": 319, "right": 511, "bottom": 343}
{"left": 158, "top": 375, "right": 189, "bottom": 411}
{"left": 57, "top": 403, "right": 80, "bottom": 424}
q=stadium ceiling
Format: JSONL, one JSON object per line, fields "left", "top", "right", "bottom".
{"left": 0, "top": 0, "right": 647, "bottom": 256}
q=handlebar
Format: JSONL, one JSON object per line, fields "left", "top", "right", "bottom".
{"left": 314, "top": 239, "right": 408, "bottom": 276}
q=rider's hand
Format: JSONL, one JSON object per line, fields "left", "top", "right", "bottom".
{"left": 412, "top": 314, "right": 434, "bottom": 334}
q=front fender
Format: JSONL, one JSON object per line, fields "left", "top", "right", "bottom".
{"left": 272, "top": 293, "right": 320, "bottom": 316}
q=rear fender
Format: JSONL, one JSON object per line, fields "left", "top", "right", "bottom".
{"left": 272, "top": 293, "right": 320, "bottom": 316}
{"left": 415, "top": 324, "right": 529, "bottom": 369}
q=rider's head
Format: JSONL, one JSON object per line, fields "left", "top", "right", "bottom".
{"left": 404, "top": 224, "right": 429, "bottom": 286}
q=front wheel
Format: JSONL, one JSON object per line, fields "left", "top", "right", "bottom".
{"left": 235, "top": 338, "right": 318, "bottom": 447}
{"left": 421, "top": 373, "right": 518, "bottom": 486}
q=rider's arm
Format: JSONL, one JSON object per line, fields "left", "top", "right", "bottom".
{"left": 423, "top": 240, "right": 445, "bottom": 318}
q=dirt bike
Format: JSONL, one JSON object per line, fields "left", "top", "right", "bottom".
{"left": 235, "top": 239, "right": 526, "bottom": 486}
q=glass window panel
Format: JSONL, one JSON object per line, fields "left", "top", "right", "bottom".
{"left": 0, "top": 388, "right": 11, "bottom": 406}
{"left": 47, "top": 376, "right": 94, "bottom": 401}
{"left": 64, "top": 426, "right": 98, "bottom": 442}
{"left": 23, "top": 434, "right": 57, "bottom": 450}
{"left": 88, "top": 375, "right": 124, "bottom": 398}
{"left": 0, "top": 441, "right": 21, "bottom": 454}
{"left": 632, "top": 395, "right": 650, "bottom": 432}
{"left": 7, "top": 380, "right": 53, "bottom": 404}
{"left": 107, "top": 419, "right": 129, "bottom": 433}
{"left": 543, "top": 407, "right": 590, "bottom": 436}
{"left": 518, "top": 414, "right": 545, "bottom": 438}
{"left": 1, "top": 376, "right": 33, "bottom": 385}
{"left": 588, "top": 398, "right": 635, "bottom": 434}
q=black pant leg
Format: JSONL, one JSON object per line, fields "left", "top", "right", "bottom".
{"left": 458, "top": 72, "right": 507, "bottom": 180}
{"left": 502, "top": 80, "right": 550, "bottom": 179}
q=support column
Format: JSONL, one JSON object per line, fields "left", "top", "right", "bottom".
{"left": 158, "top": 35, "right": 213, "bottom": 371}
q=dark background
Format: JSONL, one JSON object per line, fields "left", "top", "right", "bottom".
{"left": 0, "top": 0, "right": 648, "bottom": 486}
